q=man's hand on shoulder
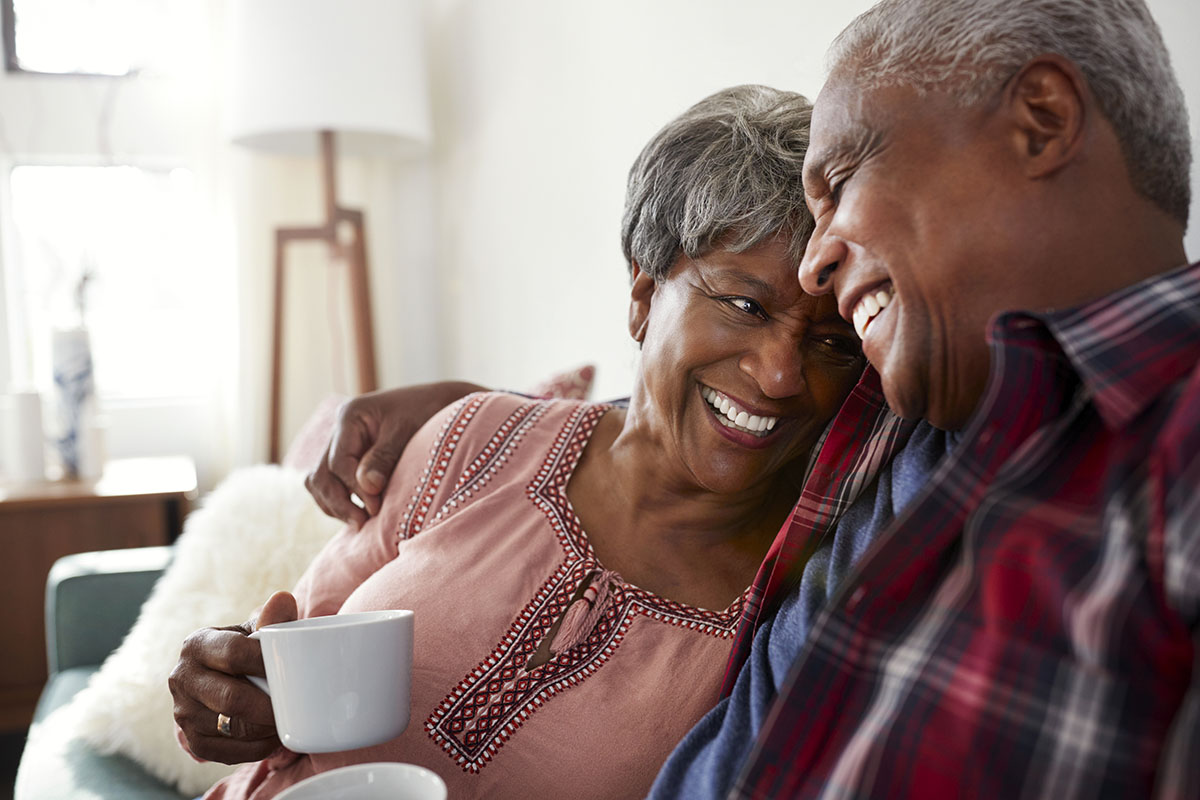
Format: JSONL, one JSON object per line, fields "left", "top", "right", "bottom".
{"left": 306, "top": 381, "right": 484, "bottom": 528}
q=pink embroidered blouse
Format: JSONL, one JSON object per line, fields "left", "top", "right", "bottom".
{"left": 204, "top": 393, "right": 747, "bottom": 800}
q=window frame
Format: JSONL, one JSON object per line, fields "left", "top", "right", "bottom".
{"left": 2, "top": 0, "right": 139, "bottom": 77}
{"left": 1, "top": 0, "right": 16, "bottom": 73}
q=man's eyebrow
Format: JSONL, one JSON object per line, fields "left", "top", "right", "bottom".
{"left": 802, "top": 149, "right": 837, "bottom": 194}
{"left": 803, "top": 123, "right": 881, "bottom": 193}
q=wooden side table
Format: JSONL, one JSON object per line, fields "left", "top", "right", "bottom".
{"left": 0, "top": 456, "right": 197, "bottom": 732}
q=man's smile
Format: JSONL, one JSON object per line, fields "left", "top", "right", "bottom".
{"left": 852, "top": 282, "right": 894, "bottom": 339}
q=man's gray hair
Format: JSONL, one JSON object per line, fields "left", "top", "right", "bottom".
{"left": 828, "top": 0, "right": 1191, "bottom": 226}
{"left": 621, "top": 85, "right": 813, "bottom": 281}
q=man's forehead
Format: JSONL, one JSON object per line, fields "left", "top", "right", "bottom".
{"left": 804, "top": 78, "right": 937, "bottom": 186}
{"left": 803, "top": 81, "right": 873, "bottom": 183}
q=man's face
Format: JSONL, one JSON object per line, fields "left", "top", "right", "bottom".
{"left": 798, "top": 74, "right": 1023, "bottom": 430}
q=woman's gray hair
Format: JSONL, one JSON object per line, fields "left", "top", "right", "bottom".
{"left": 828, "top": 0, "right": 1191, "bottom": 226}
{"left": 621, "top": 85, "right": 813, "bottom": 281}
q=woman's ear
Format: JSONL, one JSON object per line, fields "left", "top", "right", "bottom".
{"left": 628, "top": 261, "right": 655, "bottom": 344}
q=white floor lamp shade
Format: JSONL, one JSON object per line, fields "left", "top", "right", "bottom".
{"left": 227, "top": 0, "right": 431, "bottom": 156}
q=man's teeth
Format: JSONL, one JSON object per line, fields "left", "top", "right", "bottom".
{"left": 700, "top": 387, "right": 778, "bottom": 435}
{"left": 852, "top": 285, "right": 894, "bottom": 340}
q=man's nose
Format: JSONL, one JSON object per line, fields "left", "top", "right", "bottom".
{"left": 799, "top": 227, "right": 843, "bottom": 297}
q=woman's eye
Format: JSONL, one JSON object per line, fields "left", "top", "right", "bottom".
{"left": 723, "top": 297, "right": 766, "bottom": 318}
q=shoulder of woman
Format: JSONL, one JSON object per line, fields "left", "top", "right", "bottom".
{"left": 390, "top": 392, "right": 595, "bottom": 539}
{"left": 463, "top": 390, "right": 597, "bottom": 425}
{"left": 417, "top": 391, "right": 602, "bottom": 463}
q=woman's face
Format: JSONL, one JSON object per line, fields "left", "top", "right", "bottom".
{"left": 630, "top": 236, "right": 863, "bottom": 495}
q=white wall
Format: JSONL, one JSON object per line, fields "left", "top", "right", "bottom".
{"left": 419, "top": 0, "right": 1200, "bottom": 403}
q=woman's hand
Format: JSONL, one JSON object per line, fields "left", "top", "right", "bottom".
{"left": 306, "top": 381, "right": 483, "bottom": 528}
{"left": 169, "top": 591, "right": 298, "bottom": 764}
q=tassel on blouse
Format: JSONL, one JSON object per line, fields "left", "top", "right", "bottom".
{"left": 549, "top": 569, "right": 618, "bottom": 655}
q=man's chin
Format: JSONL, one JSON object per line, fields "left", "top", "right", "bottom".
{"left": 892, "top": 388, "right": 978, "bottom": 432}
{"left": 878, "top": 371, "right": 927, "bottom": 423}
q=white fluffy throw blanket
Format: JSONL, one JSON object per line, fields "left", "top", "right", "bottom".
{"left": 31, "top": 465, "right": 343, "bottom": 797}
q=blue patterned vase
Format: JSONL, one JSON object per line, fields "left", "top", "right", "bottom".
{"left": 51, "top": 327, "right": 95, "bottom": 479}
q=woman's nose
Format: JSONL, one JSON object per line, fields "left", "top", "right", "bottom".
{"left": 739, "top": 335, "right": 807, "bottom": 400}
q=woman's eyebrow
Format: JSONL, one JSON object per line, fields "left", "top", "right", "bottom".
{"left": 709, "top": 269, "right": 782, "bottom": 303}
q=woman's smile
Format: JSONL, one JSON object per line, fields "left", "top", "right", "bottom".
{"left": 699, "top": 384, "right": 787, "bottom": 449}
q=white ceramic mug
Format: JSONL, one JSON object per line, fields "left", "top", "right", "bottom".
{"left": 274, "top": 762, "right": 447, "bottom": 800}
{"left": 248, "top": 610, "right": 414, "bottom": 753}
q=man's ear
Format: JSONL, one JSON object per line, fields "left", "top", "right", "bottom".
{"left": 1005, "top": 55, "right": 1087, "bottom": 178}
{"left": 628, "top": 261, "right": 655, "bottom": 344}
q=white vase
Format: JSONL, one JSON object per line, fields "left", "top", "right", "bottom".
{"left": 1, "top": 390, "right": 46, "bottom": 483}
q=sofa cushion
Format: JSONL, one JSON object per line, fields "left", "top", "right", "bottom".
{"left": 528, "top": 363, "right": 595, "bottom": 400}
{"left": 32, "top": 666, "right": 96, "bottom": 723}
{"left": 17, "top": 697, "right": 184, "bottom": 800}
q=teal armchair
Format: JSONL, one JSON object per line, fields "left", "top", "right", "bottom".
{"left": 16, "top": 546, "right": 187, "bottom": 800}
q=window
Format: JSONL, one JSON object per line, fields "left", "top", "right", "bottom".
{"left": 7, "top": 164, "right": 227, "bottom": 400}
{"left": 0, "top": 1, "right": 230, "bottom": 483}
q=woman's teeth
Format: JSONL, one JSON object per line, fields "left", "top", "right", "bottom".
{"left": 700, "top": 386, "right": 778, "bottom": 436}
{"left": 852, "top": 285, "right": 894, "bottom": 340}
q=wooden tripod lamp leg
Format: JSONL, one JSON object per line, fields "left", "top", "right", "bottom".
{"left": 269, "top": 228, "right": 287, "bottom": 463}
{"left": 268, "top": 131, "right": 377, "bottom": 463}
{"left": 341, "top": 210, "right": 378, "bottom": 395}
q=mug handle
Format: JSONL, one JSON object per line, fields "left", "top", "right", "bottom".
{"left": 245, "top": 630, "right": 271, "bottom": 696}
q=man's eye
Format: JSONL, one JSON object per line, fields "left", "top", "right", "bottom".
{"left": 815, "top": 334, "right": 863, "bottom": 361}
{"left": 722, "top": 297, "right": 767, "bottom": 318}
{"left": 829, "top": 178, "right": 846, "bottom": 203}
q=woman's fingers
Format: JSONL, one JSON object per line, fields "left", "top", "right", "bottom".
{"left": 253, "top": 591, "right": 299, "bottom": 632}
{"left": 171, "top": 677, "right": 280, "bottom": 763}
{"left": 179, "top": 625, "right": 266, "bottom": 679}
{"left": 175, "top": 695, "right": 281, "bottom": 764}
{"left": 169, "top": 625, "right": 280, "bottom": 764}
{"left": 173, "top": 686, "right": 277, "bottom": 740}
{"left": 171, "top": 654, "right": 276, "bottom": 725}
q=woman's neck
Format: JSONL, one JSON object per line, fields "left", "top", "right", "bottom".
{"left": 567, "top": 404, "right": 807, "bottom": 609}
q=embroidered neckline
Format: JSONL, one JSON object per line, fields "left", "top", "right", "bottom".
{"left": 528, "top": 401, "right": 750, "bottom": 623}
{"left": 422, "top": 396, "right": 746, "bottom": 774}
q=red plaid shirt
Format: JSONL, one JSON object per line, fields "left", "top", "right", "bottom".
{"left": 727, "top": 261, "right": 1200, "bottom": 799}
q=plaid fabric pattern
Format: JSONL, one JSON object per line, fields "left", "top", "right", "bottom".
{"left": 720, "top": 368, "right": 917, "bottom": 696}
{"left": 730, "top": 261, "right": 1200, "bottom": 799}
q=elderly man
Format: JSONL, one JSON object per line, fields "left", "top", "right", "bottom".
{"left": 650, "top": 0, "right": 1199, "bottom": 797}
{"left": 306, "top": 1, "right": 1198, "bottom": 797}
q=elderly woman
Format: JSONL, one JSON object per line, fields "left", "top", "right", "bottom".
{"left": 171, "top": 85, "right": 863, "bottom": 799}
